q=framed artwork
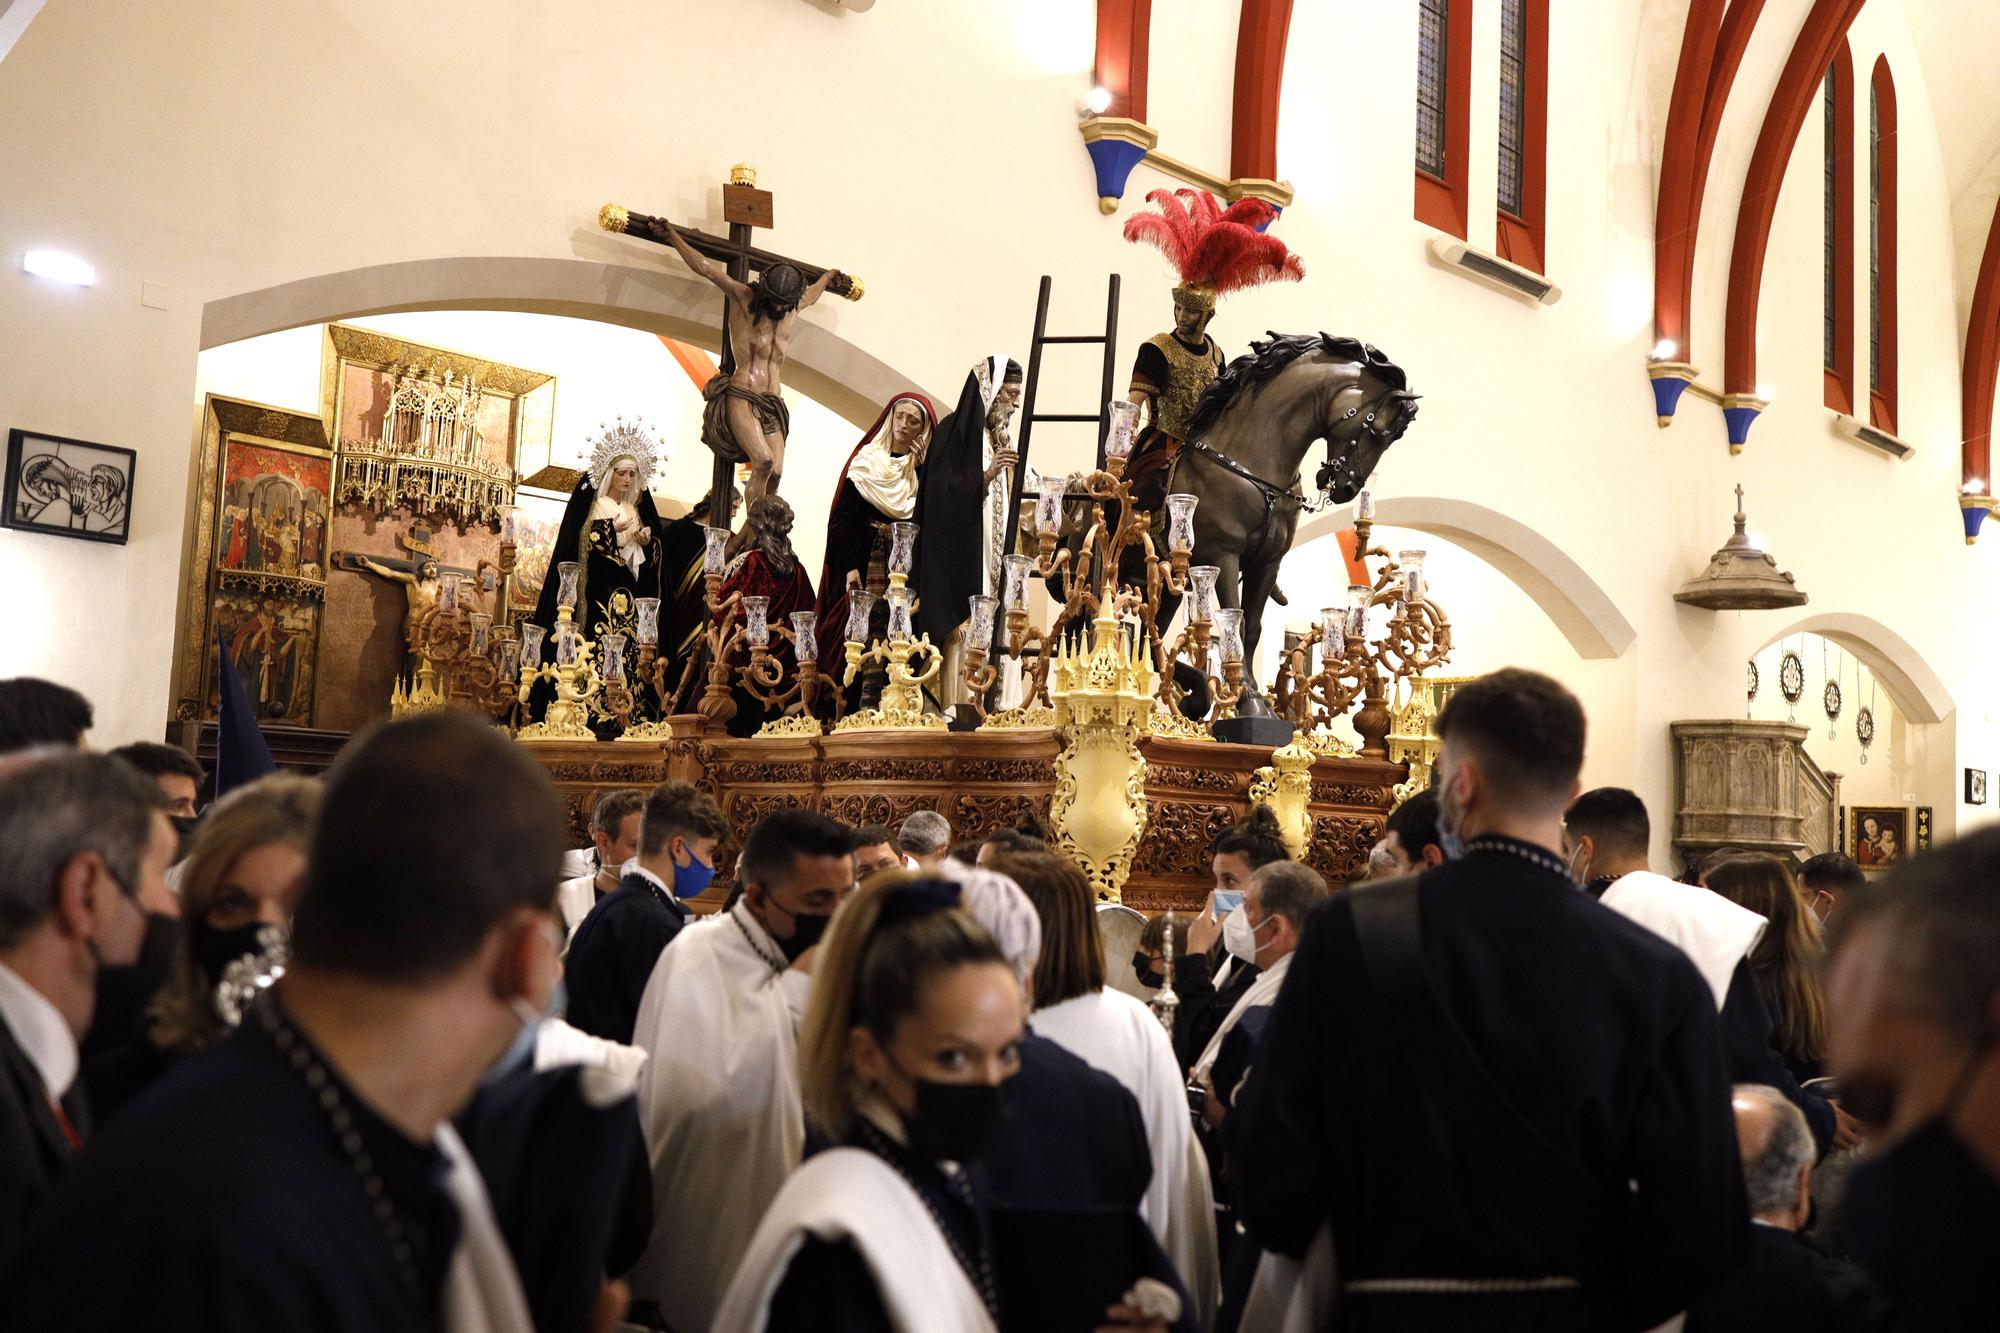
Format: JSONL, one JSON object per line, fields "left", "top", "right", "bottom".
{"left": 1916, "top": 806, "right": 1934, "bottom": 852}
{"left": 3, "top": 428, "right": 135, "bottom": 544}
{"left": 1968, "top": 768, "right": 1988, "bottom": 805}
{"left": 1848, "top": 805, "right": 1910, "bottom": 871}
{"left": 219, "top": 437, "right": 332, "bottom": 582}
{"left": 509, "top": 485, "right": 572, "bottom": 616}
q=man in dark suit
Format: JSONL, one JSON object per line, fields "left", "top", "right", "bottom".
{"left": 564, "top": 780, "right": 728, "bottom": 1044}
{"left": 1688, "top": 1083, "right": 1891, "bottom": 1330}
{"left": 0, "top": 750, "right": 175, "bottom": 1283}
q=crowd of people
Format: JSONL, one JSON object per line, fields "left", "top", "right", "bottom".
{"left": 0, "top": 667, "right": 1993, "bottom": 1332}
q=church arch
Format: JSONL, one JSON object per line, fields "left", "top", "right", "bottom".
{"left": 198, "top": 255, "right": 943, "bottom": 432}
{"left": 1752, "top": 612, "right": 1952, "bottom": 725}
{"left": 1292, "top": 496, "right": 1635, "bottom": 660}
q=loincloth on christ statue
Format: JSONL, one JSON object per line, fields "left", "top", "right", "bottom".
{"left": 701, "top": 378, "right": 792, "bottom": 462}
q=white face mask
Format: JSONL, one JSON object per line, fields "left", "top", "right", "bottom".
{"left": 1224, "top": 905, "right": 1273, "bottom": 964}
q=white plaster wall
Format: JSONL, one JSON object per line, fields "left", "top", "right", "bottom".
{"left": 0, "top": 0, "right": 1989, "bottom": 862}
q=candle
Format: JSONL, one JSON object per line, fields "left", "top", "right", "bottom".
{"left": 635, "top": 597, "right": 661, "bottom": 646}
{"left": 1002, "top": 554, "right": 1033, "bottom": 612}
{"left": 790, "top": 611, "right": 819, "bottom": 664}
{"left": 742, "top": 595, "right": 771, "bottom": 649}
{"left": 1188, "top": 565, "right": 1220, "bottom": 623}
{"left": 601, "top": 632, "right": 628, "bottom": 683}
{"left": 889, "top": 521, "right": 918, "bottom": 577}
{"left": 1165, "top": 493, "right": 1198, "bottom": 554}
{"left": 968, "top": 594, "right": 999, "bottom": 647}
{"left": 468, "top": 611, "right": 491, "bottom": 654}
{"left": 845, "top": 590, "right": 878, "bottom": 645}
{"left": 497, "top": 636, "right": 521, "bottom": 681}
{"left": 1035, "top": 473, "right": 1067, "bottom": 535}
{"left": 1346, "top": 583, "right": 1371, "bottom": 638}
{"left": 885, "top": 586, "right": 914, "bottom": 641}
{"left": 702, "top": 527, "right": 730, "bottom": 575}
{"left": 1397, "top": 549, "right": 1427, "bottom": 603}
{"left": 1318, "top": 607, "right": 1345, "bottom": 661}
{"left": 1213, "top": 608, "right": 1245, "bottom": 666}
{"left": 1106, "top": 400, "right": 1139, "bottom": 459}
{"left": 1356, "top": 488, "right": 1375, "bottom": 520}
{"left": 439, "top": 576, "right": 461, "bottom": 615}
{"left": 555, "top": 562, "right": 580, "bottom": 611}
{"left": 555, "top": 625, "right": 578, "bottom": 666}
{"left": 520, "top": 623, "right": 545, "bottom": 669}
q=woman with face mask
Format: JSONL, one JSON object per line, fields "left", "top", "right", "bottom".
{"left": 84, "top": 774, "right": 318, "bottom": 1122}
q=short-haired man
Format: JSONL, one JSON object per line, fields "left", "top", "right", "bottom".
{"left": 1196, "top": 860, "right": 1329, "bottom": 1125}
{"left": 1826, "top": 830, "right": 2000, "bottom": 1328}
{"left": 1564, "top": 787, "right": 1849, "bottom": 1155}
{"left": 11, "top": 711, "right": 566, "bottom": 1331}
{"left": 1236, "top": 669, "right": 1748, "bottom": 1330}
{"left": 1369, "top": 788, "right": 1443, "bottom": 879}
{"left": 850, "top": 823, "right": 902, "bottom": 880}
{"left": 895, "top": 809, "right": 952, "bottom": 872}
{"left": 565, "top": 781, "right": 725, "bottom": 1045}
{"left": 1176, "top": 808, "right": 1291, "bottom": 1069}
{"left": 1685, "top": 1085, "right": 1892, "bottom": 1330}
{"left": 1798, "top": 851, "right": 1865, "bottom": 924}
{"left": 0, "top": 679, "right": 93, "bottom": 753}
{"left": 555, "top": 789, "right": 646, "bottom": 938}
{"left": 627, "top": 809, "right": 856, "bottom": 1333}
{"left": 0, "top": 754, "right": 171, "bottom": 1284}
{"left": 108, "top": 742, "right": 205, "bottom": 820}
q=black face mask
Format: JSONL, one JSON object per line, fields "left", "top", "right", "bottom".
{"left": 774, "top": 908, "right": 833, "bottom": 963}
{"left": 193, "top": 921, "right": 269, "bottom": 984}
{"left": 896, "top": 1061, "right": 1014, "bottom": 1163}
{"left": 1131, "top": 951, "right": 1164, "bottom": 989}
{"left": 167, "top": 813, "right": 201, "bottom": 862}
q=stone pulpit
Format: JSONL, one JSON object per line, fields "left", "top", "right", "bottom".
{"left": 1669, "top": 720, "right": 1842, "bottom": 875}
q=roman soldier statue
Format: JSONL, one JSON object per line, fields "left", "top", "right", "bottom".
{"left": 1120, "top": 187, "right": 1303, "bottom": 511}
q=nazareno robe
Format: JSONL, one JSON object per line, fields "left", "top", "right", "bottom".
{"left": 624, "top": 903, "right": 812, "bottom": 1333}
{"left": 562, "top": 866, "right": 692, "bottom": 1046}
{"left": 1231, "top": 839, "right": 1750, "bottom": 1333}
{"left": 815, "top": 392, "right": 936, "bottom": 657}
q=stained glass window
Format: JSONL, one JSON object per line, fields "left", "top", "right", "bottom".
{"left": 1417, "top": 0, "right": 1449, "bottom": 178}
{"left": 1498, "top": 0, "right": 1527, "bottom": 216}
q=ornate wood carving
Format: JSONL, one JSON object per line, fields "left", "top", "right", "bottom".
{"left": 1670, "top": 719, "right": 1840, "bottom": 872}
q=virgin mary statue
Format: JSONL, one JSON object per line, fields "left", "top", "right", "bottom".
{"left": 529, "top": 417, "right": 667, "bottom": 674}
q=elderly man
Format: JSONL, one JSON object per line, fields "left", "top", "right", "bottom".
{"left": 895, "top": 809, "right": 952, "bottom": 873}
{"left": 1195, "top": 861, "right": 1329, "bottom": 1121}
{"left": 0, "top": 754, "right": 172, "bottom": 1285}
{"left": 1827, "top": 828, "right": 2000, "bottom": 1329}
{"left": 1686, "top": 1085, "right": 1890, "bottom": 1330}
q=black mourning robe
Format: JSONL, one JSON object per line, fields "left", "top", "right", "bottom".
{"left": 1684, "top": 1224, "right": 1893, "bottom": 1332}
{"left": 659, "top": 511, "right": 712, "bottom": 713}
{"left": 913, "top": 367, "right": 996, "bottom": 646}
{"left": 528, "top": 477, "right": 667, "bottom": 727}
{"left": 7, "top": 1008, "right": 460, "bottom": 1333}
{"left": 562, "top": 871, "right": 690, "bottom": 1046}
{"left": 0, "top": 1008, "right": 86, "bottom": 1290}
{"left": 1232, "top": 840, "right": 1749, "bottom": 1333}
{"left": 1837, "top": 1118, "right": 2000, "bottom": 1332}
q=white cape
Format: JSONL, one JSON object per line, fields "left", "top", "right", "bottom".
{"left": 625, "top": 903, "right": 812, "bottom": 1333}
{"left": 1193, "top": 951, "right": 1293, "bottom": 1083}
{"left": 1032, "top": 988, "right": 1221, "bottom": 1330}
{"left": 1600, "top": 871, "right": 1766, "bottom": 1011}
{"left": 435, "top": 1123, "right": 535, "bottom": 1333}
{"left": 714, "top": 1145, "right": 997, "bottom": 1333}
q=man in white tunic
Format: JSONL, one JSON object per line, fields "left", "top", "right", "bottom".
{"left": 624, "top": 809, "right": 856, "bottom": 1333}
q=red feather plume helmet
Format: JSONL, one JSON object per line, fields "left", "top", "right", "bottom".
{"left": 1121, "top": 187, "right": 1304, "bottom": 313}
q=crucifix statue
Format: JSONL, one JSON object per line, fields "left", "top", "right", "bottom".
{"left": 600, "top": 166, "right": 863, "bottom": 523}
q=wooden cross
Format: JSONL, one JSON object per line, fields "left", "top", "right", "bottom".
{"left": 599, "top": 166, "right": 861, "bottom": 528}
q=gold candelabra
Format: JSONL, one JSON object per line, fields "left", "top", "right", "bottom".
{"left": 837, "top": 566, "right": 944, "bottom": 732}
{"left": 515, "top": 606, "right": 605, "bottom": 740}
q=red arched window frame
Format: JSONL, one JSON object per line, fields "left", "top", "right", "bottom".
{"left": 1415, "top": 0, "right": 1473, "bottom": 239}
{"left": 1869, "top": 57, "right": 1898, "bottom": 433}
{"left": 1495, "top": 0, "right": 1548, "bottom": 273}
{"left": 1823, "top": 43, "right": 1855, "bottom": 413}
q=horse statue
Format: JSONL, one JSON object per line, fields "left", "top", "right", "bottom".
{"left": 1149, "top": 332, "right": 1419, "bottom": 712}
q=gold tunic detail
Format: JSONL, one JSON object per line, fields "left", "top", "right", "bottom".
{"left": 1142, "top": 333, "right": 1224, "bottom": 442}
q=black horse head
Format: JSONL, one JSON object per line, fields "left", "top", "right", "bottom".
{"left": 1313, "top": 334, "right": 1420, "bottom": 503}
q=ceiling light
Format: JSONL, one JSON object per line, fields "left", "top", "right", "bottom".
{"left": 1084, "top": 85, "right": 1114, "bottom": 115}
{"left": 23, "top": 250, "right": 94, "bottom": 286}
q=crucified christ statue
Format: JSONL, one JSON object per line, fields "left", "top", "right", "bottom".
{"left": 664, "top": 224, "right": 844, "bottom": 507}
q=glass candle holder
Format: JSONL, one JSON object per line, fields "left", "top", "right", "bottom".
{"left": 555, "top": 562, "right": 581, "bottom": 610}
{"left": 497, "top": 637, "right": 521, "bottom": 681}
{"left": 1213, "top": 608, "right": 1245, "bottom": 666}
{"left": 1188, "top": 565, "right": 1221, "bottom": 623}
{"left": 702, "top": 527, "right": 730, "bottom": 575}
{"left": 1106, "top": 400, "right": 1139, "bottom": 459}
{"left": 887, "top": 521, "right": 919, "bottom": 578}
{"left": 601, "top": 633, "right": 628, "bottom": 683}
{"left": 790, "top": 611, "right": 819, "bottom": 664}
{"left": 555, "top": 625, "right": 578, "bottom": 666}
{"left": 1347, "top": 583, "right": 1372, "bottom": 638}
{"left": 1165, "top": 493, "right": 1198, "bottom": 553}
{"left": 1356, "top": 488, "right": 1376, "bottom": 520}
{"left": 846, "top": 590, "right": 878, "bottom": 645}
{"left": 742, "top": 595, "right": 771, "bottom": 649}
{"left": 1035, "top": 473, "right": 1067, "bottom": 534}
{"left": 1397, "top": 549, "right": 1427, "bottom": 603}
{"left": 468, "top": 611, "right": 491, "bottom": 654}
{"left": 1318, "top": 607, "right": 1345, "bottom": 661}
{"left": 885, "top": 587, "right": 914, "bottom": 641}
{"left": 967, "top": 594, "right": 999, "bottom": 647}
{"left": 1002, "top": 554, "right": 1032, "bottom": 612}
{"left": 439, "top": 577, "right": 461, "bottom": 615}
{"left": 520, "top": 623, "right": 546, "bottom": 670}
{"left": 635, "top": 597, "right": 661, "bottom": 646}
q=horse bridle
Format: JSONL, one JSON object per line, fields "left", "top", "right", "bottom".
{"left": 1180, "top": 388, "right": 1406, "bottom": 520}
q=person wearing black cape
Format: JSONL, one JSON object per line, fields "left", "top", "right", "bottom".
{"left": 912, "top": 358, "right": 1022, "bottom": 716}
{"left": 527, "top": 423, "right": 667, "bottom": 728}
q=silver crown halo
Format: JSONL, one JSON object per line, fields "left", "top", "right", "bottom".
{"left": 586, "top": 416, "right": 663, "bottom": 492}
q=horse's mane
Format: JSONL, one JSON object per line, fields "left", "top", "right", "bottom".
{"left": 1186, "top": 332, "right": 1409, "bottom": 441}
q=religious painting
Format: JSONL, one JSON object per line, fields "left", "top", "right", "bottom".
{"left": 206, "top": 589, "right": 320, "bottom": 726}
{"left": 510, "top": 486, "right": 571, "bottom": 616}
{"left": 3, "top": 428, "right": 135, "bottom": 544}
{"left": 1968, "top": 768, "right": 1988, "bottom": 806}
{"left": 1848, "top": 805, "right": 1909, "bottom": 871}
{"left": 219, "top": 438, "right": 332, "bottom": 581}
